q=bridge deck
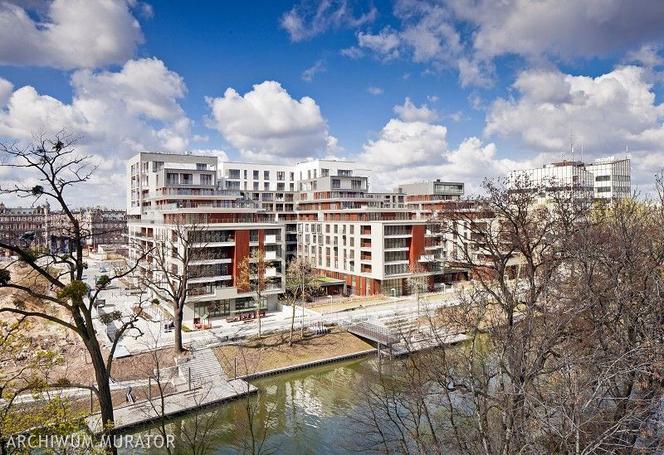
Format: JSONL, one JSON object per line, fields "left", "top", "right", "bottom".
{"left": 348, "top": 322, "right": 400, "bottom": 346}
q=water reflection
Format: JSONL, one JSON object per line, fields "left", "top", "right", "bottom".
{"left": 128, "top": 356, "right": 381, "bottom": 454}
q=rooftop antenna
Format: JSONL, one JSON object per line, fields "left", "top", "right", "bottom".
{"left": 565, "top": 129, "right": 575, "bottom": 162}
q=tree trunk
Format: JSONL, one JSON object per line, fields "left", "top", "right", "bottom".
{"left": 257, "top": 308, "right": 262, "bottom": 338}
{"left": 289, "top": 299, "right": 296, "bottom": 346}
{"left": 174, "top": 302, "right": 185, "bottom": 353}
{"left": 300, "top": 278, "right": 305, "bottom": 339}
{"left": 86, "top": 336, "right": 116, "bottom": 453}
{"left": 256, "top": 295, "right": 262, "bottom": 338}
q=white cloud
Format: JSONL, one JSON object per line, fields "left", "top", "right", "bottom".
{"left": 340, "top": 46, "right": 363, "bottom": 59}
{"left": 358, "top": 94, "right": 533, "bottom": 192}
{"left": 0, "top": 0, "right": 143, "bottom": 69}
{"left": 190, "top": 149, "right": 229, "bottom": 161}
{"left": 344, "top": 0, "right": 664, "bottom": 88}
{"left": 281, "top": 0, "right": 376, "bottom": 42}
{"left": 358, "top": 122, "right": 527, "bottom": 192}
{"left": 393, "top": 97, "right": 438, "bottom": 122}
{"left": 625, "top": 44, "right": 664, "bottom": 68}
{"left": 361, "top": 119, "right": 447, "bottom": 168}
{"left": 486, "top": 65, "right": 664, "bottom": 185}
{"left": 357, "top": 28, "right": 401, "bottom": 60}
{"left": 0, "top": 58, "right": 191, "bottom": 206}
{"left": 451, "top": 0, "right": 664, "bottom": 61}
{"left": 367, "top": 86, "right": 383, "bottom": 95}
{"left": 302, "top": 59, "right": 326, "bottom": 82}
{"left": 0, "top": 58, "right": 189, "bottom": 152}
{"left": 206, "top": 81, "right": 337, "bottom": 162}
{"left": 0, "top": 77, "right": 13, "bottom": 107}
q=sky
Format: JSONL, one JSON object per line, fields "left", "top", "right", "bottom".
{"left": 1, "top": 0, "right": 664, "bottom": 208}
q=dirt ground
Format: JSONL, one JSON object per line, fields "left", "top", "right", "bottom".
{"left": 0, "top": 263, "right": 178, "bottom": 385}
{"left": 214, "top": 328, "right": 373, "bottom": 377}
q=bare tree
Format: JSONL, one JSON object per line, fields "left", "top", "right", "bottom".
{"left": 0, "top": 133, "right": 148, "bottom": 446}
{"left": 237, "top": 249, "right": 267, "bottom": 338}
{"left": 352, "top": 175, "right": 664, "bottom": 454}
{"left": 284, "top": 257, "right": 320, "bottom": 346}
{"left": 406, "top": 263, "right": 428, "bottom": 319}
{"left": 139, "top": 222, "right": 210, "bottom": 353}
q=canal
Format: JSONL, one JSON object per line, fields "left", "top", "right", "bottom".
{"left": 129, "top": 355, "right": 389, "bottom": 454}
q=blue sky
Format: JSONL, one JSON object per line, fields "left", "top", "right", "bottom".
{"left": 1, "top": 0, "right": 664, "bottom": 206}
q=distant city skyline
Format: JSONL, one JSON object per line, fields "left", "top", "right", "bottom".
{"left": 1, "top": 0, "right": 663, "bottom": 207}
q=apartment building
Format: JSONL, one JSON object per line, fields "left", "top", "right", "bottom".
{"left": 0, "top": 202, "right": 50, "bottom": 252}
{"left": 127, "top": 152, "right": 475, "bottom": 325}
{"left": 127, "top": 152, "right": 286, "bottom": 326}
{"left": 397, "top": 180, "right": 465, "bottom": 213}
{"left": 0, "top": 202, "right": 126, "bottom": 254}
{"left": 510, "top": 157, "right": 631, "bottom": 201}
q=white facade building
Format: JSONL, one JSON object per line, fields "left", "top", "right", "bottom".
{"left": 126, "top": 152, "right": 476, "bottom": 326}
{"left": 510, "top": 157, "right": 631, "bottom": 201}
{"left": 585, "top": 157, "right": 631, "bottom": 200}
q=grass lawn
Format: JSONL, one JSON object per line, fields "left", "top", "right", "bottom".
{"left": 213, "top": 328, "right": 373, "bottom": 377}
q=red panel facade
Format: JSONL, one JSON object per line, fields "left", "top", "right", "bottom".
{"left": 409, "top": 224, "right": 426, "bottom": 267}
{"left": 233, "top": 229, "right": 250, "bottom": 290}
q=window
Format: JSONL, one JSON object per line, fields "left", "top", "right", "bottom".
{"left": 226, "top": 181, "right": 240, "bottom": 189}
{"left": 200, "top": 174, "right": 212, "bottom": 185}
{"left": 351, "top": 179, "right": 362, "bottom": 189}
{"left": 253, "top": 170, "right": 259, "bottom": 179}
{"left": 166, "top": 173, "right": 178, "bottom": 185}
{"left": 196, "top": 163, "right": 207, "bottom": 170}
{"left": 595, "top": 175, "right": 611, "bottom": 181}
{"left": 338, "top": 169, "right": 352, "bottom": 176}
{"left": 264, "top": 170, "right": 270, "bottom": 180}
{"left": 228, "top": 169, "right": 241, "bottom": 179}
{"left": 289, "top": 172, "right": 295, "bottom": 181}
{"left": 321, "top": 168, "right": 329, "bottom": 177}
{"left": 181, "top": 173, "right": 193, "bottom": 185}
{"left": 277, "top": 171, "right": 285, "bottom": 181}
{"left": 264, "top": 182, "right": 269, "bottom": 191}
{"left": 194, "top": 300, "right": 230, "bottom": 319}
{"left": 277, "top": 182, "right": 285, "bottom": 191}
{"left": 290, "top": 183, "right": 295, "bottom": 191}
{"left": 244, "top": 170, "right": 248, "bottom": 179}
{"left": 253, "top": 181, "right": 259, "bottom": 190}
{"left": 332, "top": 179, "right": 341, "bottom": 189}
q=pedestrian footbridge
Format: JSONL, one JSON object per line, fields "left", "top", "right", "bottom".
{"left": 347, "top": 322, "right": 400, "bottom": 346}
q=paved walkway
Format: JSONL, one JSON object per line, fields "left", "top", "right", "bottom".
{"left": 176, "top": 346, "right": 227, "bottom": 388}
{"left": 85, "top": 378, "right": 256, "bottom": 434}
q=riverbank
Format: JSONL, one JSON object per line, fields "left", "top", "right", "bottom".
{"left": 213, "top": 328, "right": 374, "bottom": 377}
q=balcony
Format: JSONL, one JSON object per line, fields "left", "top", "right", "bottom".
{"left": 264, "top": 250, "right": 279, "bottom": 260}
{"left": 264, "top": 234, "right": 280, "bottom": 244}
{"left": 189, "top": 275, "right": 232, "bottom": 284}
